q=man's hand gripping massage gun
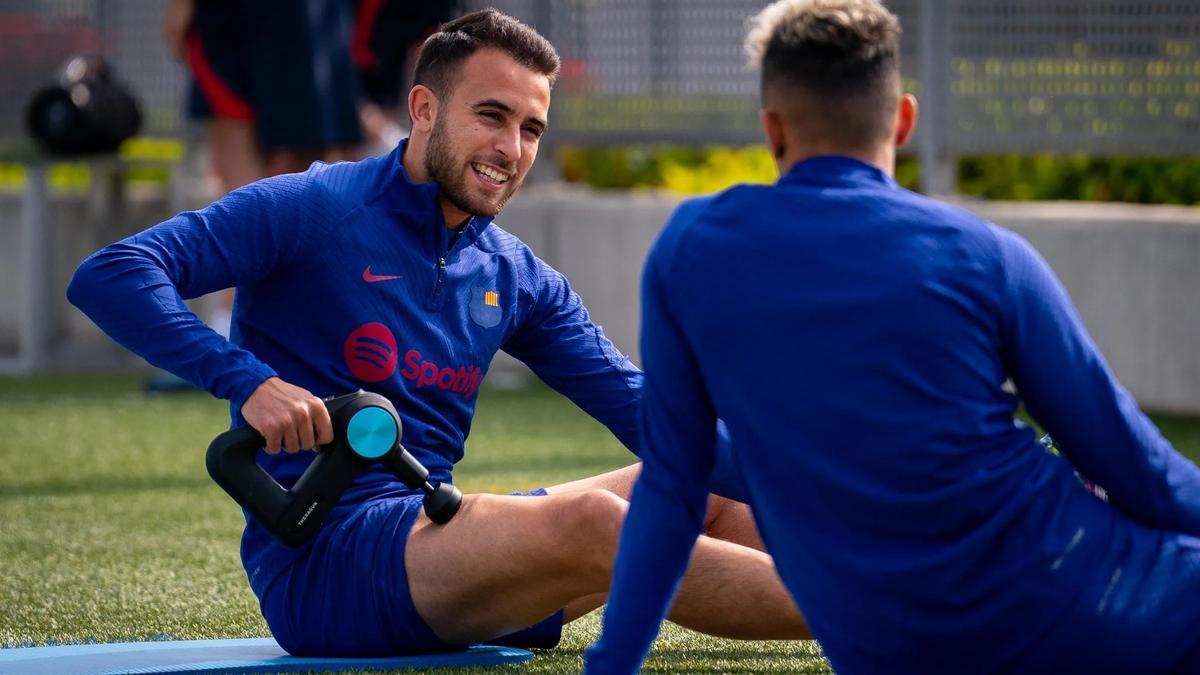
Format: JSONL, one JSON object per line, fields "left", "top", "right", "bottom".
{"left": 206, "top": 391, "right": 461, "bottom": 547}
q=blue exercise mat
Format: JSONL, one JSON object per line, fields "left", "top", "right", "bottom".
{"left": 0, "top": 638, "right": 534, "bottom": 674}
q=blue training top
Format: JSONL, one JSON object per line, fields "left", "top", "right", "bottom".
{"left": 586, "top": 156, "right": 1200, "bottom": 674}
{"left": 67, "top": 140, "right": 649, "bottom": 588}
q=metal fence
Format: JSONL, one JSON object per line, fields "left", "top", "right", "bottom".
{"left": 2, "top": 0, "right": 1199, "bottom": 189}
{"left": 470, "top": 0, "right": 1200, "bottom": 193}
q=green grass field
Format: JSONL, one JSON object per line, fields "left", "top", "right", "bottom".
{"left": 2, "top": 374, "right": 1199, "bottom": 673}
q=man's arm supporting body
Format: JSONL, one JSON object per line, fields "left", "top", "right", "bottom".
{"left": 996, "top": 229, "right": 1200, "bottom": 533}
{"left": 502, "top": 255, "right": 643, "bottom": 450}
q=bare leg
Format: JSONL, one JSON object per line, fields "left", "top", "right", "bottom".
{"left": 549, "top": 463, "right": 768, "bottom": 623}
{"left": 264, "top": 149, "right": 324, "bottom": 176}
{"left": 207, "top": 118, "right": 263, "bottom": 192}
{"left": 406, "top": 491, "right": 626, "bottom": 643}
{"left": 322, "top": 146, "right": 362, "bottom": 163}
{"left": 205, "top": 119, "right": 263, "bottom": 335}
{"left": 405, "top": 487, "right": 808, "bottom": 645}
{"left": 548, "top": 463, "right": 765, "bottom": 551}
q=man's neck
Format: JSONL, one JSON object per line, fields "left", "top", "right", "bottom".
{"left": 401, "top": 136, "right": 471, "bottom": 230}
{"left": 441, "top": 199, "right": 470, "bottom": 231}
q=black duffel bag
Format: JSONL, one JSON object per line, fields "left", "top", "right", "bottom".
{"left": 26, "top": 54, "right": 142, "bottom": 155}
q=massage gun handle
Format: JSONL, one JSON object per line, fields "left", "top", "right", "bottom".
{"left": 206, "top": 425, "right": 287, "bottom": 529}
{"left": 205, "top": 423, "right": 359, "bottom": 547}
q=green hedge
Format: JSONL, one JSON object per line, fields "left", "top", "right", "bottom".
{"left": 957, "top": 155, "right": 1200, "bottom": 205}
{"left": 557, "top": 145, "right": 1200, "bottom": 205}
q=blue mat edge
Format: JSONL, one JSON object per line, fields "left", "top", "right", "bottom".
{"left": 0, "top": 639, "right": 533, "bottom": 675}
{"left": 0, "top": 639, "right": 282, "bottom": 659}
{"left": 115, "top": 646, "right": 534, "bottom": 675}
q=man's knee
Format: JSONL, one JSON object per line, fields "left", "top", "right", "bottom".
{"left": 705, "top": 494, "right": 748, "bottom": 532}
{"left": 548, "top": 489, "right": 628, "bottom": 579}
{"left": 574, "top": 488, "right": 629, "bottom": 540}
{"left": 703, "top": 494, "right": 764, "bottom": 550}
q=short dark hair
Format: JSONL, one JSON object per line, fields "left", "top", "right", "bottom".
{"left": 746, "top": 0, "right": 902, "bottom": 148}
{"left": 413, "top": 8, "right": 560, "bottom": 97}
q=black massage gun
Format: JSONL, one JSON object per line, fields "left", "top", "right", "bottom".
{"left": 206, "top": 390, "right": 461, "bottom": 547}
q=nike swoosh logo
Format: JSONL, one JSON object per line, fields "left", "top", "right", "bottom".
{"left": 363, "top": 266, "right": 403, "bottom": 283}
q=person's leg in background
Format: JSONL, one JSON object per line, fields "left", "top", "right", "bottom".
{"left": 203, "top": 118, "right": 263, "bottom": 336}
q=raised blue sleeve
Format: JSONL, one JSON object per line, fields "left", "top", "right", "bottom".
{"left": 67, "top": 175, "right": 325, "bottom": 410}
{"left": 585, "top": 209, "right": 716, "bottom": 674}
{"left": 997, "top": 228, "right": 1200, "bottom": 533}
{"left": 503, "top": 257, "right": 644, "bottom": 453}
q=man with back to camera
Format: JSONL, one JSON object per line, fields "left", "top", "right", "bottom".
{"left": 587, "top": 1, "right": 1200, "bottom": 673}
{"left": 68, "top": 8, "right": 810, "bottom": 657}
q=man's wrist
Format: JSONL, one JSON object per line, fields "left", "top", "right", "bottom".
{"left": 229, "top": 365, "right": 279, "bottom": 412}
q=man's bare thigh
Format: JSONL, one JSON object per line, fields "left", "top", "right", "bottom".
{"left": 404, "top": 489, "right": 623, "bottom": 644}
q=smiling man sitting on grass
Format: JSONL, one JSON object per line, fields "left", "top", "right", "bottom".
{"left": 69, "top": 8, "right": 809, "bottom": 658}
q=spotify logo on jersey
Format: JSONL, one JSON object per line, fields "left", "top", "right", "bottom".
{"left": 343, "top": 323, "right": 398, "bottom": 382}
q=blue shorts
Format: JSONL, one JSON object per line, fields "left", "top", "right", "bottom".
{"left": 1010, "top": 520, "right": 1200, "bottom": 673}
{"left": 255, "top": 488, "right": 563, "bottom": 657}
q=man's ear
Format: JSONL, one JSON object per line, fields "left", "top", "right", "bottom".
{"left": 894, "top": 94, "right": 918, "bottom": 148}
{"left": 408, "top": 85, "right": 439, "bottom": 134}
{"left": 761, "top": 108, "right": 788, "bottom": 160}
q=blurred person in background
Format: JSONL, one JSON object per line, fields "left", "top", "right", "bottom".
{"left": 163, "top": 0, "right": 363, "bottom": 336}
{"left": 351, "top": 0, "right": 461, "bottom": 155}
{"left": 587, "top": 0, "right": 1200, "bottom": 673}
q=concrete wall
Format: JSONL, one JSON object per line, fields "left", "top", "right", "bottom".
{"left": 496, "top": 190, "right": 1200, "bottom": 414}
{"left": 497, "top": 188, "right": 678, "bottom": 369}
{"left": 4, "top": 186, "right": 1198, "bottom": 413}
{"left": 0, "top": 183, "right": 184, "bottom": 371}
{"left": 980, "top": 201, "right": 1200, "bottom": 414}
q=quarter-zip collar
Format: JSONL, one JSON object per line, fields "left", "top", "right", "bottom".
{"left": 777, "top": 154, "right": 900, "bottom": 191}
{"left": 368, "top": 139, "right": 499, "bottom": 311}
{"left": 370, "top": 138, "right": 497, "bottom": 259}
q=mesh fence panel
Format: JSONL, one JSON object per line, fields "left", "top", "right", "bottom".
{"left": 470, "top": 0, "right": 1197, "bottom": 154}
{"left": 946, "top": 0, "right": 1200, "bottom": 154}
{"left": 0, "top": 1, "right": 1196, "bottom": 154}
{"left": 468, "top": 0, "right": 912, "bottom": 144}
{"left": 0, "top": 0, "right": 184, "bottom": 139}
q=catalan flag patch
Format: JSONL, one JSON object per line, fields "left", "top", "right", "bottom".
{"left": 470, "top": 286, "right": 503, "bottom": 328}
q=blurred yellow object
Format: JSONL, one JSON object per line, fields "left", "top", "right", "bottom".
{"left": 660, "top": 146, "right": 778, "bottom": 195}
{"left": 48, "top": 162, "right": 91, "bottom": 193}
{"left": 119, "top": 137, "right": 185, "bottom": 162}
{"left": 0, "top": 163, "right": 26, "bottom": 192}
{"left": 0, "top": 137, "right": 183, "bottom": 194}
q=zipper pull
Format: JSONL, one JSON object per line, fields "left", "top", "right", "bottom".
{"left": 439, "top": 257, "right": 446, "bottom": 269}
